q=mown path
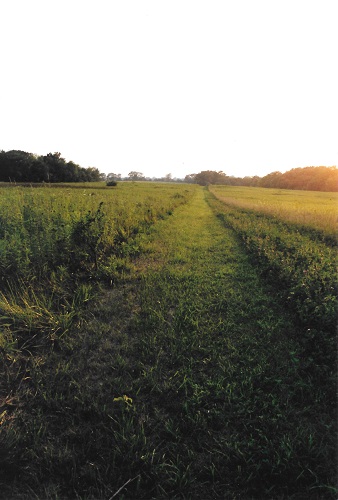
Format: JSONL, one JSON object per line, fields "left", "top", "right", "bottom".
{"left": 9, "top": 187, "right": 335, "bottom": 499}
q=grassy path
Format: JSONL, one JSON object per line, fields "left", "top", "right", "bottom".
{"left": 123, "top": 187, "right": 334, "bottom": 498}
{"left": 4, "top": 187, "right": 335, "bottom": 499}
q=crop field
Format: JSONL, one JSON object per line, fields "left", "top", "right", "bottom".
{"left": 0, "top": 182, "right": 337, "bottom": 499}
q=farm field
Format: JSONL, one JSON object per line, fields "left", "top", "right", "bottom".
{"left": 209, "top": 185, "right": 338, "bottom": 240}
{"left": 0, "top": 183, "right": 337, "bottom": 499}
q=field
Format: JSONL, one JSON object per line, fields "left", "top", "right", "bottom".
{"left": 208, "top": 185, "right": 338, "bottom": 239}
{"left": 0, "top": 183, "right": 337, "bottom": 499}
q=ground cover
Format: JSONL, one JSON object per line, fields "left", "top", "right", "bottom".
{"left": 1, "top": 184, "right": 336, "bottom": 499}
{"left": 0, "top": 182, "right": 195, "bottom": 354}
{"left": 206, "top": 188, "right": 337, "bottom": 341}
{"left": 0, "top": 182, "right": 196, "bottom": 284}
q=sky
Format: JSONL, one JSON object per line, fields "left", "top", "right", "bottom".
{"left": 1, "top": 0, "right": 337, "bottom": 179}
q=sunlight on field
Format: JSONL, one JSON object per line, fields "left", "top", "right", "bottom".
{"left": 0, "top": 182, "right": 337, "bottom": 499}
{"left": 209, "top": 185, "right": 338, "bottom": 236}
{"left": 0, "top": 182, "right": 197, "bottom": 285}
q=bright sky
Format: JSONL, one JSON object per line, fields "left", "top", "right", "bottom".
{"left": 1, "top": 0, "right": 337, "bottom": 179}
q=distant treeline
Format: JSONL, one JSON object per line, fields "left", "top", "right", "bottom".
{"left": 1, "top": 150, "right": 337, "bottom": 191}
{"left": 0, "top": 150, "right": 102, "bottom": 183}
{"left": 185, "top": 166, "right": 338, "bottom": 192}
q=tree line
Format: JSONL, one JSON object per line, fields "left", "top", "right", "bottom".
{"left": 0, "top": 150, "right": 102, "bottom": 183}
{"left": 1, "top": 149, "right": 336, "bottom": 191}
{"left": 185, "top": 166, "right": 338, "bottom": 192}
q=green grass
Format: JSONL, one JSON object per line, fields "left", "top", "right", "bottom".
{"left": 0, "top": 184, "right": 336, "bottom": 499}
{"left": 207, "top": 189, "right": 337, "bottom": 332}
{"left": 0, "top": 182, "right": 196, "bottom": 281}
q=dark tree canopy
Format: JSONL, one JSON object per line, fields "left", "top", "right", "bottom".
{"left": 0, "top": 150, "right": 101, "bottom": 183}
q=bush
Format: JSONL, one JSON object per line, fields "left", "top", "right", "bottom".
{"left": 106, "top": 180, "right": 117, "bottom": 187}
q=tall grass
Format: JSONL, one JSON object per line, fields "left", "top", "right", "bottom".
{"left": 0, "top": 183, "right": 196, "bottom": 283}
{"left": 0, "top": 182, "right": 197, "bottom": 350}
{"left": 207, "top": 188, "right": 337, "bottom": 329}
{"left": 209, "top": 185, "right": 338, "bottom": 242}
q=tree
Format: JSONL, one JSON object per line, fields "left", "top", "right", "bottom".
{"left": 259, "top": 167, "right": 338, "bottom": 191}
{"left": 259, "top": 171, "right": 283, "bottom": 188}
{"left": 128, "top": 171, "right": 145, "bottom": 181}
{"left": 0, "top": 150, "right": 38, "bottom": 182}
{"left": 184, "top": 174, "right": 197, "bottom": 183}
{"left": 63, "top": 161, "right": 80, "bottom": 182}
{"left": 194, "top": 170, "right": 228, "bottom": 186}
{"left": 39, "top": 152, "right": 66, "bottom": 182}
{"left": 0, "top": 150, "right": 106, "bottom": 183}
{"left": 107, "top": 173, "right": 121, "bottom": 181}
{"left": 30, "top": 156, "right": 49, "bottom": 182}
